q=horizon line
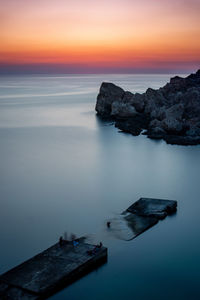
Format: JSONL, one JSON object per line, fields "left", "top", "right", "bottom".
{"left": 0, "top": 62, "right": 199, "bottom": 75}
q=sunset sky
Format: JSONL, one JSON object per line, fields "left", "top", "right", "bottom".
{"left": 0, "top": 0, "right": 200, "bottom": 73}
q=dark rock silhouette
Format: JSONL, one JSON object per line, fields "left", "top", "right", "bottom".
{"left": 95, "top": 69, "right": 200, "bottom": 145}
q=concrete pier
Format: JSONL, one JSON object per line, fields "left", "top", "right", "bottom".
{"left": 0, "top": 239, "right": 107, "bottom": 299}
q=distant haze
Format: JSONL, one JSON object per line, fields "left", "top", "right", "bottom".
{"left": 0, "top": 0, "right": 200, "bottom": 74}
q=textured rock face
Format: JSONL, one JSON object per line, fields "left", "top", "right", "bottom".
{"left": 95, "top": 70, "right": 200, "bottom": 145}
{"left": 111, "top": 101, "right": 137, "bottom": 118}
{"left": 95, "top": 82, "right": 124, "bottom": 116}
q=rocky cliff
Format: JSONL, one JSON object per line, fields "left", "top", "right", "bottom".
{"left": 95, "top": 70, "right": 200, "bottom": 145}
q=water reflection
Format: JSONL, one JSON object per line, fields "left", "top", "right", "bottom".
{"left": 0, "top": 74, "right": 200, "bottom": 300}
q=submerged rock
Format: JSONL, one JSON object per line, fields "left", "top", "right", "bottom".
{"left": 95, "top": 70, "right": 200, "bottom": 145}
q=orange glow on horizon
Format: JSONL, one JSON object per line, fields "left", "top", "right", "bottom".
{"left": 0, "top": 0, "right": 200, "bottom": 72}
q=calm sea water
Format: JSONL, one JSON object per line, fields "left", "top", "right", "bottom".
{"left": 0, "top": 74, "right": 200, "bottom": 300}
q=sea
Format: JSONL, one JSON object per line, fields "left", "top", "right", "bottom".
{"left": 0, "top": 74, "right": 200, "bottom": 300}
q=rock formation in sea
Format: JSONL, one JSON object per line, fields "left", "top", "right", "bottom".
{"left": 95, "top": 70, "right": 200, "bottom": 145}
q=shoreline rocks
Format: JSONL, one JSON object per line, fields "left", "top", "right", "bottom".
{"left": 95, "top": 70, "right": 200, "bottom": 145}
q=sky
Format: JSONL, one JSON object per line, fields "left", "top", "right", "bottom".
{"left": 0, "top": 0, "right": 200, "bottom": 74}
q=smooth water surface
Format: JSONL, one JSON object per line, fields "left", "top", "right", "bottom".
{"left": 0, "top": 74, "right": 200, "bottom": 300}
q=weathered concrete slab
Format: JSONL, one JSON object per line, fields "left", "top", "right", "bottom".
{"left": 107, "top": 198, "right": 177, "bottom": 241}
{"left": 0, "top": 240, "right": 107, "bottom": 299}
{"left": 0, "top": 286, "right": 38, "bottom": 300}
{"left": 124, "top": 198, "right": 177, "bottom": 239}
{"left": 124, "top": 213, "right": 158, "bottom": 238}
{"left": 127, "top": 198, "right": 177, "bottom": 219}
{"left": 0, "top": 282, "right": 9, "bottom": 294}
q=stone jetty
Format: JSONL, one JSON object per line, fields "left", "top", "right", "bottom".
{"left": 0, "top": 239, "right": 107, "bottom": 299}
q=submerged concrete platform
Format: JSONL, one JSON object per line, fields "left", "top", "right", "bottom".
{"left": 0, "top": 239, "right": 107, "bottom": 299}
{"left": 108, "top": 198, "right": 177, "bottom": 241}
{"left": 127, "top": 198, "right": 177, "bottom": 219}
{"left": 124, "top": 198, "right": 177, "bottom": 240}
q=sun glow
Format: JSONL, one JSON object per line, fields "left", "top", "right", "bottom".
{"left": 0, "top": 0, "right": 199, "bottom": 73}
